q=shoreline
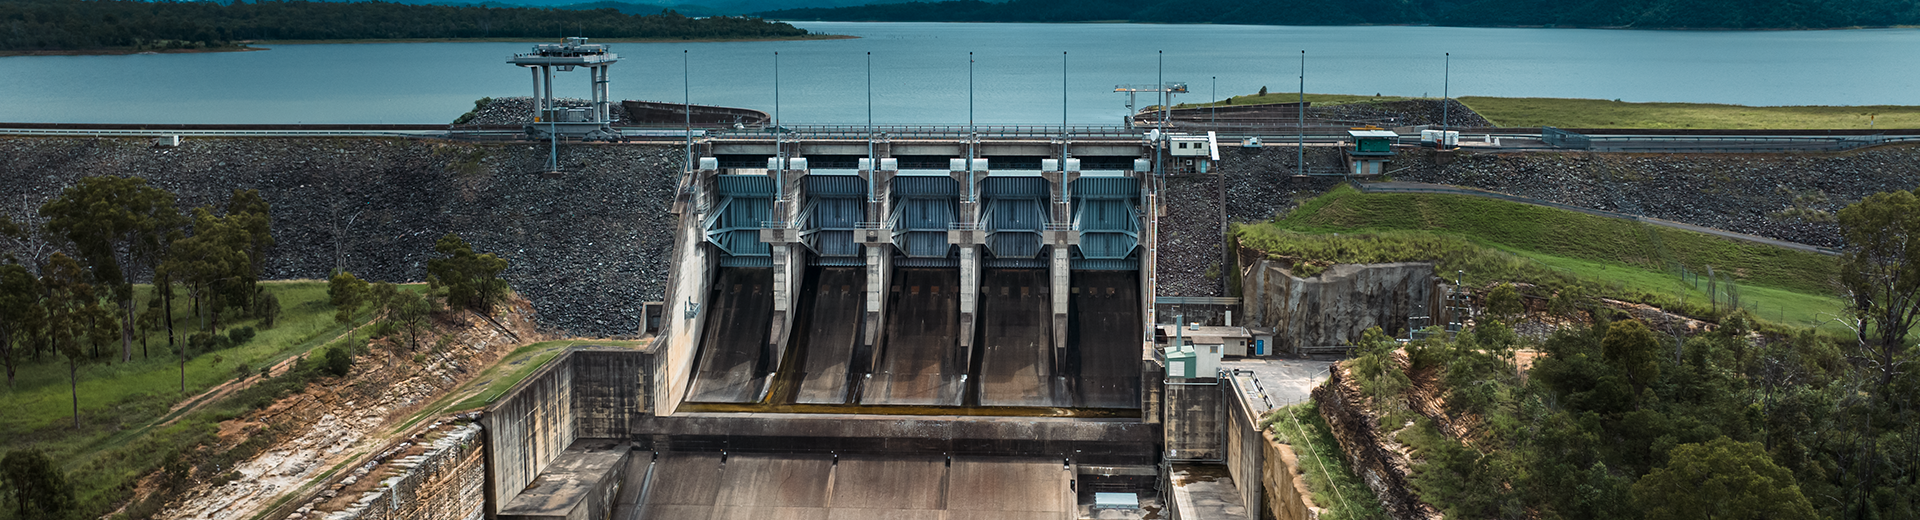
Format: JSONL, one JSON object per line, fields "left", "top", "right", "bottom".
{"left": 0, "top": 33, "right": 854, "bottom": 57}
{"left": 0, "top": 46, "right": 265, "bottom": 57}
{"left": 250, "top": 34, "right": 853, "bottom": 45}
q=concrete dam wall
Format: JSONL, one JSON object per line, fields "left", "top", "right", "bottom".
{"left": 1239, "top": 259, "right": 1435, "bottom": 353}
{"left": 0, "top": 137, "right": 683, "bottom": 337}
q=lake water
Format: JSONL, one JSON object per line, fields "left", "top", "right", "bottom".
{"left": 1, "top": 22, "right": 1916, "bottom": 125}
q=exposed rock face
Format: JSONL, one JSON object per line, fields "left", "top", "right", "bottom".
{"left": 1313, "top": 363, "right": 1444, "bottom": 520}
{"left": 0, "top": 137, "right": 681, "bottom": 337}
{"left": 1240, "top": 260, "right": 1434, "bottom": 354}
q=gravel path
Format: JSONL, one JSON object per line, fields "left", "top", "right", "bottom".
{"left": 0, "top": 137, "right": 681, "bottom": 337}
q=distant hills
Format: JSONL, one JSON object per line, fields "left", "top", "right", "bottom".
{"left": 0, "top": 0, "right": 812, "bottom": 52}
{"left": 757, "top": 0, "right": 1920, "bottom": 29}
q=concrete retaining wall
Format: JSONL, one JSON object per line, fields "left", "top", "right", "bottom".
{"left": 482, "top": 348, "right": 653, "bottom": 519}
{"left": 1224, "top": 374, "right": 1321, "bottom": 520}
{"left": 1240, "top": 260, "right": 1435, "bottom": 354}
{"left": 323, "top": 424, "right": 487, "bottom": 520}
{"left": 1164, "top": 380, "right": 1225, "bottom": 462}
{"left": 484, "top": 356, "right": 578, "bottom": 518}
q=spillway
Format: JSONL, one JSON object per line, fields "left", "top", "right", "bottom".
{"left": 975, "top": 268, "right": 1063, "bottom": 407}
{"left": 686, "top": 268, "right": 775, "bottom": 403}
{"left": 788, "top": 267, "right": 866, "bottom": 405}
{"left": 862, "top": 268, "right": 968, "bottom": 406}
{"left": 1068, "top": 270, "right": 1143, "bottom": 409}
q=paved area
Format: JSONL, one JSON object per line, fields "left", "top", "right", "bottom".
{"left": 1167, "top": 464, "right": 1248, "bottom": 519}
{"left": 1220, "top": 357, "right": 1335, "bottom": 408}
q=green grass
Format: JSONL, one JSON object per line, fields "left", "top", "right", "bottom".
{"left": 1458, "top": 96, "right": 1920, "bottom": 129}
{"left": 1236, "top": 185, "right": 1846, "bottom": 332}
{"left": 1263, "top": 402, "right": 1389, "bottom": 520}
{"left": 0, "top": 281, "right": 381, "bottom": 520}
{"left": 418, "top": 339, "right": 648, "bottom": 416}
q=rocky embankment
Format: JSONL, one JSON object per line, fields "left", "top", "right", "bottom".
{"left": 1312, "top": 99, "right": 1491, "bottom": 128}
{"left": 0, "top": 137, "right": 680, "bottom": 337}
{"left": 1391, "top": 145, "right": 1920, "bottom": 248}
{"left": 458, "top": 96, "right": 632, "bottom": 126}
{"left": 1156, "top": 145, "right": 1343, "bottom": 297}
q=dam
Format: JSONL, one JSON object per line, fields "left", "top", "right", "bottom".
{"left": 467, "top": 129, "right": 1201, "bottom": 520}
{"left": 671, "top": 135, "right": 1158, "bottom": 411}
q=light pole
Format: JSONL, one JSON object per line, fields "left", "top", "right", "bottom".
{"left": 683, "top": 50, "right": 690, "bottom": 172}
{"left": 1298, "top": 50, "right": 1305, "bottom": 177}
{"left": 1211, "top": 76, "right": 1216, "bottom": 128}
{"left": 868, "top": 51, "right": 876, "bottom": 202}
{"left": 1442, "top": 52, "right": 1451, "bottom": 137}
{"left": 1062, "top": 51, "right": 1068, "bottom": 133}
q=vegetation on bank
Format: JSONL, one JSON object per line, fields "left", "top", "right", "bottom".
{"left": 0, "top": 0, "right": 811, "bottom": 53}
{"left": 1460, "top": 96, "right": 1920, "bottom": 129}
{"left": 1236, "top": 185, "right": 1843, "bottom": 331}
{"left": 1289, "top": 185, "right": 1920, "bottom": 519}
{"left": 760, "top": 0, "right": 1920, "bottom": 29}
{"left": 0, "top": 173, "right": 523, "bottom": 519}
{"left": 1261, "top": 402, "right": 1388, "bottom": 520}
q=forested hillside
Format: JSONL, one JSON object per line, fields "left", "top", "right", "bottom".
{"left": 762, "top": 0, "right": 1920, "bottom": 29}
{"left": 0, "top": 0, "right": 809, "bottom": 52}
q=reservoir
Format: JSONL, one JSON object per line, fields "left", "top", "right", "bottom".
{"left": 1, "top": 22, "right": 1916, "bottom": 125}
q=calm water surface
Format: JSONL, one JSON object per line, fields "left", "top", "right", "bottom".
{"left": 1, "top": 22, "right": 1916, "bottom": 124}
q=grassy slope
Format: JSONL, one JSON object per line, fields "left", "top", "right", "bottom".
{"left": 1236, "top": 185, "right": 1845, "bottom": 331}
{"left": 1181, "top": 91, "right": 1920, "bottom": 129}
{"left": 0, "top": 282, "right": 350, "bottom": 436}
{"left": 0, "top": 281, "right": 380, "bottom": 518}
{"left": 1459, "top": 96, "right": 1920, "bottom": 129}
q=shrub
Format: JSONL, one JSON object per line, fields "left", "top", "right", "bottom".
{"left": 226, "top": 326, "right": 256, "bottom": 346}
{"left": 321, "top": 346, "right": 353, "bottom": 377}
{"left": 253, "top": 293, "right": 281, "bottom": 328}
{"left": 187, "top": 331, "right": 213, "bottom": 352}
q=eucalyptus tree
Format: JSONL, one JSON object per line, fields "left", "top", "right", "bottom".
{"left": 39, "top": 176, "right": 180, "bottom": 363}
{"left": 0, "top": 262, "right": 43, "bottom": 387}
{"left": 41, "top": 253, "right": 94, "bottom": 428}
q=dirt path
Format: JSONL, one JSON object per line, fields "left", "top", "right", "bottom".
{"left": 155, "top": 322, "right": 374, "bottom": 430}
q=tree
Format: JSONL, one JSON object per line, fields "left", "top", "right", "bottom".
{"left": 39, "top": 175, "right": 178, "bottom": 363}
{"left": 1486, "top": 282, "right": 1524, "bottom": 324}
{"left": 40, "top": 253, "right": 93, "bottom": 429}
{"left": 1601, "top": 319, "right": 1662, "bottom": 397}
{"left": 0, "top": 450, "right": 75, "bottom": 519}
{"left": 1836, "top": 190, "right": 1920, "bottom": 395}
{"left": 225, "top": 189, "right": 274, "bottom": 312}
{"left": 1631, "top": 436, "right": 1816, "bottom": 520}
{"left": 0, "top": 263, "right": 44, "bottom": 387}
{"left": 426, "top": 233, "right": 510, "bottom": 315}
{"left": 330, "top": 271, "right": 370, "bottom": 332}
{"left": 162, "top": 207, "right": 250, "bottom": 336}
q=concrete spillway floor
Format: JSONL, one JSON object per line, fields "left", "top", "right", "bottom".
{"left": 862, "top": 268, "right": 967, "bottom": 406}
{"left": 791, "top": 268, "right": 866, "bottom": 405}
{"left": 631, "top": 453, "right": 1075, "bottom": 520}
{"left": 976, "top": 269, "right": 1064, "bottom": 407}
{"left": 688, "top": 268, "right": 776, "bottom": 403}
{"left": 1068, "top": 271, "right": 1143, "bottom": 409}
